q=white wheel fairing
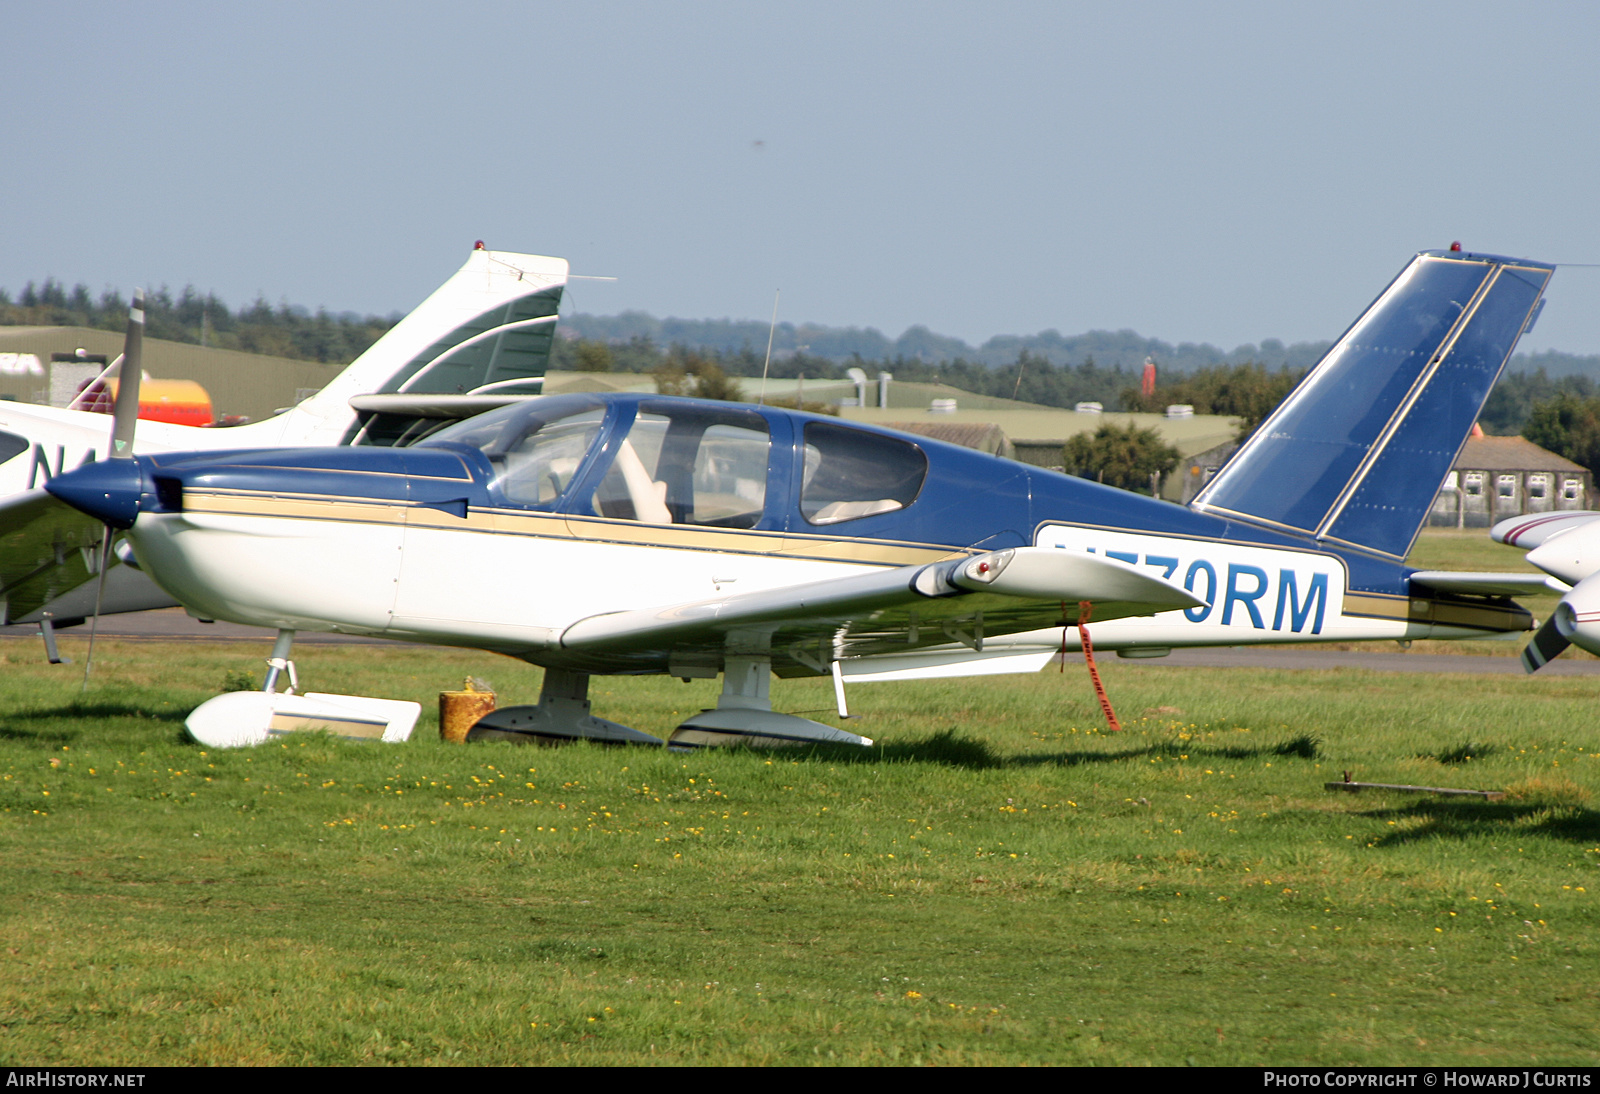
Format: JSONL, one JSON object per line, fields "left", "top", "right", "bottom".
{"left": 186, "top": 691, "right": 420, "bottom": 748}
{"left": 186, "top": 692, "right": 277, "bottom": 748}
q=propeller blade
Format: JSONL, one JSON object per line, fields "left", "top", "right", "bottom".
{"left": 1522, "top": 614, "right": 1569, "bottom": 674}
{"left": 80, "top": 525, "right": 114, "bottom": 693}
{"left": 83, "top": 291, "right": 144, "bottom": 690}
{"left": 108, "top": 289, "right": 144, "bottom": 458}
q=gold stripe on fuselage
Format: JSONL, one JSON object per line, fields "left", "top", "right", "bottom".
{"left": 178, "top": 490, "right": 968, "bottom": 568}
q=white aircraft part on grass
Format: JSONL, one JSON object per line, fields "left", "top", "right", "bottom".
{"left": 185, "top": 690, "right": 421, "bottom": 749}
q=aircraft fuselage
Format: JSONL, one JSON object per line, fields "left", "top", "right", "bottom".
{"left": 56, "top": 393, "right": 1528, "bottom": 677}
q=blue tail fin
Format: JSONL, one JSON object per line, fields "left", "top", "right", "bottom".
{"left": 1191, "top": 249, "right": 1554, "bottom": 559}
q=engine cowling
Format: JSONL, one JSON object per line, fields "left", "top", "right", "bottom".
{"left": 1525, "top": 518, "right": 1600, "bottom": 587}
{"left": 1552, "top": 572, "right": 1600, "bottom": 656}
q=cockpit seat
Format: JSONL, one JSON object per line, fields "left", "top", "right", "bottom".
{"left": 612, "top": 439, "right": 672, "bottom": 524}
{"left": 808, "top": 498, "right": 903, "bottom": 524}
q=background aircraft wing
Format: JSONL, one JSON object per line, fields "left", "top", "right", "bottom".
{"left": 0, "top": 489, "right": 175, "bottom": 625}
{"left": 345, "top": 393, "right": 543, "bottom": 418}
{"left": 559, "top": 546, "right": 1203, "bottom": 674}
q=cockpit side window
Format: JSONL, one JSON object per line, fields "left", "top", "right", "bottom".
{"left": 801, "top": 421, "right": 926, "bottom": 525}
{"left": 588, "top": 403, "right": 770, "bottom": 527}
{"left": 422, "top": 396, "right": 606, "bottom": 508}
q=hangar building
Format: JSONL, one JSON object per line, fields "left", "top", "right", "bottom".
{"left": 0, "top": 326, "right": 344, "bottom": 424}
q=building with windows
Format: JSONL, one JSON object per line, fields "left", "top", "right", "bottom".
{"left": 1429, "top": 434, "right": 1590, "bottom": 528}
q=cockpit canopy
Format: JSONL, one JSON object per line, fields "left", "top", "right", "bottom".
{"left": 422, "top": 394, "right": 929, "bottom": 531}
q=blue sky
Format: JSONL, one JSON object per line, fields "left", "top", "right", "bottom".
{"left": 6, "top": 1, "right": 1598, "bottom": 355}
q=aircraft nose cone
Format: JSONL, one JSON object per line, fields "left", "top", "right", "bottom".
{"left": 45, "top": 458, "right": 147, "bottom": 529}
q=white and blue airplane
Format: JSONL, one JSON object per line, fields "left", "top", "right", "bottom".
{"left": 42, "top": 247, "right": 1557, "bottom": 749}
{"left": 0, "top": 246, "right": 568, "bottom": 629}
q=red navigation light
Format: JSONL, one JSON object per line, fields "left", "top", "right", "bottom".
{"left": 474, "top": 240, "right": 486, "bottom": 250}
{"left": 1449, "top": 241, "right": 1462, "bottom": 252}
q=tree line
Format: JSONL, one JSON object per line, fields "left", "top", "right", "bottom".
{"left": 1523, "top": 391, "right": 1600, "bottom": 482}
{"left": 555, "top": 333, "right": 1600, "bottom": 475}
{"left": 0, "top": 278, "right": 398, "bottom": 364}
{"left": 6, "top": 278, "right": 1597, "bottom": 479}
{"left": 559, "top": 309, "right": 1335, "bottom": 373}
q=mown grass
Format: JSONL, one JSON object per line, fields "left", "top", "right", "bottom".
{"left": 1, "top": 637, "right": 1597, "bottom": 1066}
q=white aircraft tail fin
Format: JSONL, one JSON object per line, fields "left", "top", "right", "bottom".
{"left": 267, "top": 246, "right": 568, "bottom": 446}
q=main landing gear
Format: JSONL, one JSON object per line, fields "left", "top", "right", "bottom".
{"left": 466, "top": 634, "right": 872, "bottom": 751}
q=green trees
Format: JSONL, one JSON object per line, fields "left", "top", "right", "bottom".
{"left": 651, "top": 351, "right": 743, "bottom": 401}
{"left": 1523, "top": 392, "right": 1600, "bottom": 476}
{"left": 571, "top": 340, "right": 614, "bottom": 372}
{"left": 0, "top": 278, "right": 396, "bottom": 364}
{"left": 550, "top": 334, "right": 667, "bottom": 374}
{"left": 1481, "top": 368, "right": 1597, "bottom": 434}
{"left": 1062, "top": 422, "right": 1180, "bottom": 493}
{"left": 1119, "top": 362, "right": 1303, "bottom": 439}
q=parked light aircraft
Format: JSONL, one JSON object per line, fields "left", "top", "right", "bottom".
{"left": 42, "top": 248, "right": 1557, "bottom": 749}
{"left": 0, "top": 246, "right": 567, "bottom": 628}
{"left": 1488, "top": 510, "right": 1600, "bottom": 671}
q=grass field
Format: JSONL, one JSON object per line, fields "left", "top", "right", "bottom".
{"left": 1, "top": 628, "right": 1597, "bottom": 1066}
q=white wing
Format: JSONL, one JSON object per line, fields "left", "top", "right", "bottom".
{"left": 558, "top": 547, "right": 1204, "bottom": 676}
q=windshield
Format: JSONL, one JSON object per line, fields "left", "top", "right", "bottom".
{"left": 422, "top": 395, "right": 606, "bottom": 507}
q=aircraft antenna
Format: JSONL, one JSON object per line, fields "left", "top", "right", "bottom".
{"left": 757, "top": 290, "right": 779, "bottom": 406}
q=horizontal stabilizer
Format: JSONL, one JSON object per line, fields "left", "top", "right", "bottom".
{"left": 1408, "top": 571, "right": 1566, "bottom": 597}
{"left": 1491, "top": 511, "right": 1600, "bottom": 549}
{"left": 283, "top": 249, "right": 567, "bottom": 447}
{"left": 347, "top": 392, "right": 544, "bottom": 419}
